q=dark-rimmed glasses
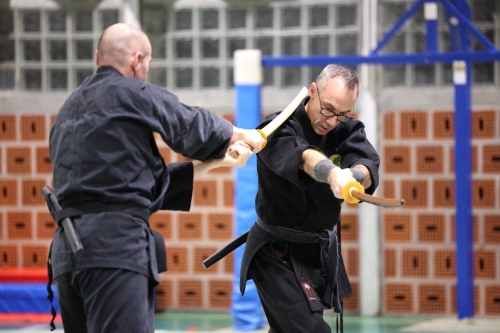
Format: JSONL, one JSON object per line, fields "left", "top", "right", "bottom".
{"left": 316, "top": 84, "right": 353, "bottom": 123}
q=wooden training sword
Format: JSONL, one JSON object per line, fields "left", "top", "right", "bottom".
{"left": 341, "top": 181, "right": 405, "bottom": 208}
{"left": 203, "top": 182, "right": 404, "bottom": 269}
{"left": 229, "top": 86, "right": 309, "bottom": 158}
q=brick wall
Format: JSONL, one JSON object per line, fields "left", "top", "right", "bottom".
{"left": 0, "top": 114, "right": 54, "bottom": 269}
{"left": 381, "top": 109, "right": 500, "bottom": 317}
{"left": 1, "top": 109, "right": 498, "bottom": 316}
{"left": 0, "top": 112, "right": 237, "bottom": 311}
{"left": 154, "top": 114, "right": 237, "bottom": 310}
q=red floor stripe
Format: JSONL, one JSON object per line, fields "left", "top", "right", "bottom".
{"left": 0, "top": 269, "right": 48, "bottom": 283}
{"left": 0, "top": 313, "right": 62, "bottom": 323}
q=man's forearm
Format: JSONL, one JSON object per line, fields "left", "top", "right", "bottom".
{"left": 192, "top": 160, "right": 217, "bottom": 178}
{"left": 300, "top": 149, "right": 330, "bottom": 180}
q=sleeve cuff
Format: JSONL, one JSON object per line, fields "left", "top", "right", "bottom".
{"left": 160, "top": 162, "right": 194, "bottom": 211}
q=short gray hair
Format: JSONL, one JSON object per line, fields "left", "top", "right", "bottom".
{"left": 315, "top": 64, "right": 360, "bottom": 96}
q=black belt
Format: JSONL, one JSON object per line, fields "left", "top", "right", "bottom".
{"left": 256, "top": 218, "right": 342, "bottom": 312}
{"left": 55, "top": 202, "right": 166, "bottom": 273}
{"left": 56, "top": 202, "right": 150, "bottom": 224}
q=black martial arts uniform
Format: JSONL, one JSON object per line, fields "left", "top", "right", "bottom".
{"left": 240, "top": 96, "right": 380, "bottom": 333}
{"left": 49, "top": 66, "right": 233, "bottom": 333}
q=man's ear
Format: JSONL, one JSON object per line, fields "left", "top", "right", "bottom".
{"left": 94, "top": 50, "right": 99, "bottom": 66}
{"left": 131, "top": 51, "right": 143, "bottom": 75}
{"left": 309, "top": 81, "right": 317, "bottom": 97}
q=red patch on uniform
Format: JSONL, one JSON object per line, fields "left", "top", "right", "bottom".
{"left": 301, "top": 281, "right": 316, "bottom": 301}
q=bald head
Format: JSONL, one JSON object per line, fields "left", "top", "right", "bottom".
{"left": 96, "top": 23, "right": 152, "bottom": 80}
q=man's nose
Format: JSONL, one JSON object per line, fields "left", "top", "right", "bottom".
{"left": 326, "top": 116, "right": 339, "bottom": 127}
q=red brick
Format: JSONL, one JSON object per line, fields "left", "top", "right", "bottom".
{"left": 22, "top": 179, "right": 46, "bottom": 206}
{"left": 346, "top": 248, "right": 359, "bottom": 277}
{"left": 22, "top": 245, "right": 48, "bottom": 267}
{"left": 473, "top": 179, "right": 496, "bottom": 208}
{"left": 208, "top": 214, "right": 232, "bottom": 240}
{"left": 434, "top": 250, "right": 455, "bottom": 278}
{"left": 400, "top": 111, "right": 427, "bottom": 139}
{"left": 223, "top": 180, "right": 234, "bottom": 206}
{"left": 384, "top": 214, "right": 412, "bottom": 242}
{"left": 433, "top": 180, "right": 455, "bottom": 208}
{"left": 383, "top": 112, "right": 395, "bottom": 139}
{"left": 0, "top": 180, "right": 18, "bottom": 205}
{"left": 433, "top": 111, "right": 453, "bottom": 139}
{"left": 7, "top": 212, "right": 32, "bottom": 240}
{"left": 209, "top": 280, "right": 232, "bottom": 309}
{"left": 485, "top": 286, "right": 500, "bottom": 315}
{"left": 474, "top": 250, "right": 496, "bottom": 279}
{"left": 417, "top": 214, "right": 445, "bottom": 243}
{"left": 178, "top": 213, "right": 202, "bottom": 240}
{"left": 418, "top": 284, "right": 446, "bottom": 314}
{"left": 385, "top": 248, "right": 396, "bottom": 277}
{"left": 20, "top": 115, "right": 46, "bottom": 141}
{"left": 384, "top": 180, "right": 395, "bottom": 199}
{"left": 483, "top": 145, "right": 500, "bottom": 173}
{"left": 178, "top": 280, "right": 203, "bottom": 308}
{"left": 416, "top": 146, "right": 443, "bottom": 173}
{"left": 155, "top": 279, "right": 173, "bottom": 311}
{"left": 472, "top": 110, "right": 495, "bottom": 138}
{"left": 484, "top": 215, "right": 500, "bottom": 244}
{"left": 0, "top": 245, "right": 19, "bottom": 267}
{"left": 384, "top": 146, "right": 411, "bottom": 173}
{"left": 402, "top": 249, "right": 428, "bottom": 277}
{"left": 36, "top": 147, "right": 52, "bottom": 173}
{"left": 166, "top": 246, "right": 188, "bottom": 273}
{"left": 36, "top": 212, "right": 57, "bottom": 239}
{"left": 6, "top": 147, "right": 31, "bottom": 174}
{"left": 193, "top": 247, "right": 218, "bottom": 273}
{"left": 343, "top": 282, "right": 359, "bottom": 312}
{"left": 385, "top": 284, "right": 413, "bottom": 313}
{"left": 401, "top": 180, "right": 428, "bottom": 207}
{"left": 0, "top": 115, "right": 16, "bottom": 141}
{"left": 150, "top": 212, "right": 172, "bottom": 239}
{"left": 339, "top": 214, "right": 358, "bottom": 242}
{"left": 193, "top": 180, "right": 217, "bottom": 206}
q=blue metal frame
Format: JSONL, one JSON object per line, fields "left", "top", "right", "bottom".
{"left": 370, "top": 0, "right": 427, "bottom": 55}
{"left": 258, "top": 0, "right": 500, "bottom": 320}
{"left": 454, "top": 60, "right": 475, "bottom": 319}
{"left": 262, "top": 50, "right": 500, "bottom": 67}
{"left": 441, "top": 0, "right": 494, "bottom": 50}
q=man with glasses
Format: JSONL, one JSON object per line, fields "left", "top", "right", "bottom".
{"left": 239, "top": 64, "right": 380, "bottom": 332}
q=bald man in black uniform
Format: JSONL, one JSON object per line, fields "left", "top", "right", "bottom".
{"left": 49, "top": 23, "right": 264, "bottom": 333}
{"left": 239, "top": 65, "right": 380, "bottom": 333}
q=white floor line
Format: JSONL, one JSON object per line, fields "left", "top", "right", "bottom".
{"left": 400, "top": 317, "right": 500, "bottom": 333}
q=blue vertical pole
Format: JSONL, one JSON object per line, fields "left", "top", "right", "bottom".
{"left": 425, "top": 0, "right": 438, "bottom": 52}
{"left": 231, "top": 49, "right": 265, "bottom": 330}
{"left": 453, "top": 60, "right": 474, "bottom": 319}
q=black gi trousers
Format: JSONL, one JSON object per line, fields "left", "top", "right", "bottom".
{"left": 249, "top": 241, "right": 332, "bottom": 333}
{"left": 55, "top": 268, "right": 155, "bottom": 333}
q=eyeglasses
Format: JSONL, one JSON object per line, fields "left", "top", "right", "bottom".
{"left": 316, "top": 84, "right": 353, "bottom": 123}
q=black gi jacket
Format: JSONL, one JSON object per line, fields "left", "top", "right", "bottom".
{"left": 240, "top": 96, "right": 380, "bottom": 306}
{"left": 49, "top": 66, "right": 233, "bottom": 284}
